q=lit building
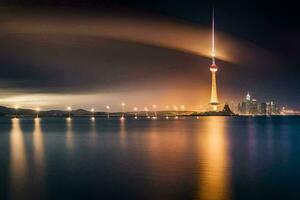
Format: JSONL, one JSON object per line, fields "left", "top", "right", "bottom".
{"left": 238, "top": 92, "right": 258, "bottom": 115}
{"left": 260, "top": 102, "right": 267, "bottom": 115}
{"left": 249, "top": 98, "right": 258, "bottom": 114}
{"left": 269, "top": 101, "right": 279, "bottom": 115}
{"left": 238, "top": 93, "right": 280, "bottom": 115}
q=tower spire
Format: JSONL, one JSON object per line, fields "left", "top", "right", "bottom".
{"left": 212, "top": 7, "right": 216, "bottom": 65}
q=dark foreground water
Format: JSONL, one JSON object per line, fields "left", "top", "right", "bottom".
{"left": 0, "top": 116, "right": 300, "bottom": 200}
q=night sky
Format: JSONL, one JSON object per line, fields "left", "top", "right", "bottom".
{"left": 0, "top": 0, "right": 299, "bottom": 110}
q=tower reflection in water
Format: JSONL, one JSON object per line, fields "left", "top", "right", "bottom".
{"left": 10, "top": 118, "right": 28, "bottom": 199}
{"left": 197, "top": 117, "right": 230, "bottom": 200}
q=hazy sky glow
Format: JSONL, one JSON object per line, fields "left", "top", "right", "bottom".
{"left": 0, "top": 1, "right": 299, "bottom": 110}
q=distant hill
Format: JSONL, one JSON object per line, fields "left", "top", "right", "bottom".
{"left": 72, "top": 109, "right": 91, "bottom": 115}
{"left": 0, "top": 106, "right": 107, "bottom": 117}
{"left": 0, "top": 106, "right": 13, "bottom": 116}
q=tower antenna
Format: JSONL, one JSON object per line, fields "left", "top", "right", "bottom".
{"left": 212, "top": 7, "right": 215, "bottom": 65}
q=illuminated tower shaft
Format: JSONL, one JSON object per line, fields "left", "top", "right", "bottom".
{"left": 210, "top": 69, "right": 218, "bottom": 103}
{"left": 209, "top": 9, "right": 219, "bottom": 109}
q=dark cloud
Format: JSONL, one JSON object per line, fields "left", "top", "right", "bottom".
{"left": 0, "top": 35, "right": 208, "bottom": 91}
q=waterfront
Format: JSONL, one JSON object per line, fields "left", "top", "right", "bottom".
{"left": 1, "top": 116, "right": 300, "bottom": 200}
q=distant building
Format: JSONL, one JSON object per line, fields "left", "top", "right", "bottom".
{"left": 249, "top": 98, "right": 258, "bottom": 114}
{"left": 270, "top": 101, "right": 280, "bottom": 115}
{"left": 260, "top": 102, "right": 267, "bottom": 115}
{"left": 238, "top": 92, "right": 259, "bottom": 115}
{"left": 238, "top": 93, "right": 280, "bottom": 115}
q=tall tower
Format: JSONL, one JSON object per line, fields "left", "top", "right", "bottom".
{"left": 209, "top": 9, "right": 219, "bottom": 111}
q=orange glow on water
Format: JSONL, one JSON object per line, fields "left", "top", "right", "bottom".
{"left": 66, "top": 119, "right": 74, "bottom": 150}
{"left": 33, "top": 118, "right": 45, "bottom": 172}
{"left": 10, "top": 118, "right": 28, "bottom": 199}
{"left": 33, "top": 118, "right": 45, "bottom": 197}
{"left": 197, "top": 117, "right": 230, "bottom": 200}
{"left": 119, "top": 119, "right": 127, "bottom": 148}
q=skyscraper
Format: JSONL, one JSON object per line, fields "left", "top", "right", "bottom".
{"left": 209, "top": 9, "right": 219, "bottom": 111}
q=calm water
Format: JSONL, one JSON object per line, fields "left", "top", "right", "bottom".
{"left": 0, "top": 116, "right": 300, "bottom": 200}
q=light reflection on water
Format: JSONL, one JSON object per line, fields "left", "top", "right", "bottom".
{"left": 66, "top": 118, "right": 74, "bottom": 150}
{"left": 33, "top": 118, "right": 44, "bottom": 174}
{"left": 143, "top": 120, "right": 191, "bottom": 199}
{"left": 4, "top": 117, "right": 300, "bottom": 200}
{"left": 198, "top": 117, "right": 230, "bottom": 200}
{"left": 89, "top": 118, "right": 97, "bottom": 147}
{"left": 33, "top": 118, "right": 45, "bottom": 199}
{"left": 120, "top": 118, "right": 127, "bottom": 148}
{"left": 9, "top": 118, "right": 28, "bottom": 200}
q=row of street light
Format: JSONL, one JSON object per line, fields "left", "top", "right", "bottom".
{"left": 13, "top": 103, "right": 187, "bottom": 120}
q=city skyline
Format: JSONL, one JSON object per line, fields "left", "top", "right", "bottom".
{"left": 0, "top": 1, "right": 299, "bottom": 110}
